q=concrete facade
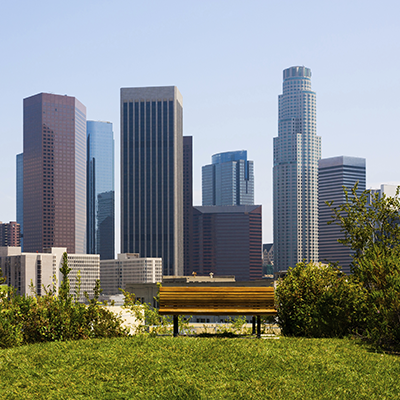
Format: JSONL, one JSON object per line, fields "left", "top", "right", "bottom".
{"left": 100, "top": 253, "right": 162, "bottom": 295}
{"left": 319, "top": 156, "right": 366, "bottom": 274}
{"left": 0, "top": 247, "right": 99, "bottom": 301}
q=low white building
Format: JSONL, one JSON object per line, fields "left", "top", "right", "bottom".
{"left": 100, "top": 253, "right": 162, "bottom": 295}
{"left": 0, "top": 247, "right": 99, "bottom": 301}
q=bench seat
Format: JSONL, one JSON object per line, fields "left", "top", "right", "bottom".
{"left": 158, "top": 286, "right": 276, "bottom": 337}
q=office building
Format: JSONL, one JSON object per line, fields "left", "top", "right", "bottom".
{"left": 192, "top": 205, "right": 262, "bottom": 281}
{"left": 319, "top": 156, "right": 366, "bottom": 274}
{"left": 262, "top": 243, "right": 274, "bottom": 276}
{"left": 0, "top": 222, "right": 21, "bottom": 247}
{"left": 87, "top": 120, "right": 115, "bottom": 260}
{"left": 0, "top": 247, "right": 99, "bottom": 301}
{"left": 370, "top": 184, "right": 398, "bottom": 199}
{"left": 273, "top": 66, "right": 321, "bottom": 274}
{"left": 183, "top": 136, "right": 193, "bottom": 275}
{"left": 120, "top": 86, "right": 183, "bottom": 276}
{"left": 23, "top": 93, "right": 86, "bottom": 254}
{"left": 16, "top": 153, "right": 23, "bottom": 250}
{"left": 100, "top": 253, "right": 162, "bottom": 295}
{"left": 202, "top": 150, "right": 254, "bottom": 206}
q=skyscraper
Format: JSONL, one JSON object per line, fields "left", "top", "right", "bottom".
{"left": 202, "top": 150, "right": 254, "bottom": 206}
{"left": 273, "top": 66, "right": 321, "bottom": 273}
{"left": 87, "top": 121, "right": 115, "bottom": 260}
{"left": 319, "top": 156, "right": 366, "bottom": 274}
{"left": 183, "top": 136, "right": 193, "bottom": 276}
{"left": 121, "top": 86, "right": 183, "bottom": 276}
{"left": 16, "top": 153, "right": 23, "bottom": 250}
{"left": 23, "top": 93, "right": 86, "bottom": 254}
{"left": 192, "top": 205, "right": 262, "bottom": 281}
{"left": 0, "top": 221, "right": 21, "bottom": 247}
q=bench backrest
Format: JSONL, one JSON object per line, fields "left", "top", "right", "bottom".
{"left": 158, "top": 286, "right": 276, "bottom": 315}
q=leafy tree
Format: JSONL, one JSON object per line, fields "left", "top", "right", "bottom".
{"left": 326, "top": 184, "right": 400, "bottom": 270}
{"left": 327, "top": 184, "right": 400, "bottom": 349}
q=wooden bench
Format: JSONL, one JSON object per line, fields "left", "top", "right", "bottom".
{"left": 158, "top": 286, "right": 276, "bottom": 338}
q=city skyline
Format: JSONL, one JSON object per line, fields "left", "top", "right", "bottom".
{"left": 1, "top": 2, "right": 400, "bottom": 251}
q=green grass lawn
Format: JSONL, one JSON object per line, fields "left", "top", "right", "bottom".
{"left": 0, "top": 336, "right": 399, "bottom": 399}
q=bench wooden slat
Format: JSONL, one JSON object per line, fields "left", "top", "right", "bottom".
{"left": 159, "top": 309, "right": 277, "bottom": 315}
{"left": 160, "top": 287, "right": 274, "bottom": 292}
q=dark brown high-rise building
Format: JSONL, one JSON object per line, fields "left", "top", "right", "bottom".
{"left": 23, "top": 93, "right": 86, "bottom": 253}
{"left": 0, "top": 221, "right": 21, "bottom": 247}
{"left": 121, "top": 87, "right": 183, "bottom": 276}
{"left": 192, "top": 205, "right": 262, "bottom": 281}
{"left": 183, "top": 136, "right": 193, "bottom": 275}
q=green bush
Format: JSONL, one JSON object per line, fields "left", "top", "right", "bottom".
{"left": 354, "top": 245, "right": 400, "bottom": 349}
{"left": 276, "top": 262, "right": 367, "bottom": 338}
{"left": 0, "top": 253, "right": 128, "bottom": 348}
{"left": 327, "top": 184, "right": 400, "bottom": 350}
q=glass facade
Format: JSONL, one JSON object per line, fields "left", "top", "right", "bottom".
{"left": 87, "top": 121, "right": 115, "bottom": 260}
{"left": 121, "top": 86, "right": 183, "bottom": 276}
{"left": 23, "top": 93, "right": 86, "bottom": 254}
{"left": 16, "top": 153, "right": 23, "bottom": 250}
{"left": 202, "top": 150, "right": 254, "bottom": 206}
{"left": 183, "top": 136, "right": 193, "bottom": 276}
{"left": 273, "top": 66, "right": 321, "bottom": 273}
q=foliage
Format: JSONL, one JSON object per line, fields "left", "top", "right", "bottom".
{"left": 326, "top": 184, "right": 400, "bottom": 269}
{"left": 122, "top": 288, "right": 174, "bottom": 335}
{"left": 0, "top": 252, "right": 127, "bottom": 348}
{"left": 275, "top": 262, "right": 367, "bottom": 338}
{"left": 1, "top": 336, "right": 400, "bottom": 399}
{"left": 327, "top": 184, "right": 400, "bottom": 349}
{"left": 352, "top": 245, "right": 400, "bottom": 349}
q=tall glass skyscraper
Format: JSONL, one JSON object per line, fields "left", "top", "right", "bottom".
{"left": 120, "top": 86, "right": 183, "bottom": 276}
{"left": 87, "top": 121, "right": 115, "bottom": 260}
{"left": 273, "top": 66, "right": 321, "bottom": 273}
{"left": 16, "top": 153, "right": 23, "bottom": 250}
{"left": 202, "top": 150, "right": 254, "bottom": 206}
{"left": 23, "top": 93, "right": 86, "bottom": 254}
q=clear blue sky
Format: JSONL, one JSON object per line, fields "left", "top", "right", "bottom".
{"left": 1, "top": 0, "right": 400, "bottom": 249}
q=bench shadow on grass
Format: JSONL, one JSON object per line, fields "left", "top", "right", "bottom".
{"left": 352, "top": 339, "right": 400, "bottom": 356}
{"left": 196, "top": 332, "right": 247, "bottom": 338}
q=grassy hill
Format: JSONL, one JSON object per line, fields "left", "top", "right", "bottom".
{"left": 1, "top": 336, "right": 399, "bottom": 399}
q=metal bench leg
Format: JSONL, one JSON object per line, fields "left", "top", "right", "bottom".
{"left": 257, "top": 316, "right": 261, "bottom": 339}
{"left": 252, "top": 316, "right": 256, "bottom": 335}
{"left": 173, "top": 315, "right": 179, "bottom": 337}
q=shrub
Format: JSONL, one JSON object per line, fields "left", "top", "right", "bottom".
{"left": 354, "top": 245, "right": 400, "bottom": 349}
{"left": 0, "top": 253, "right": 128, "bottom": 348}
{"left": 122, "top": 288, "right": 174, "bottom": 335}
{"left": 276, "top": 262, "right": 367, "bottom": 338}
{"left": 327, "top": 184, "right": 400, "bottom": 350}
